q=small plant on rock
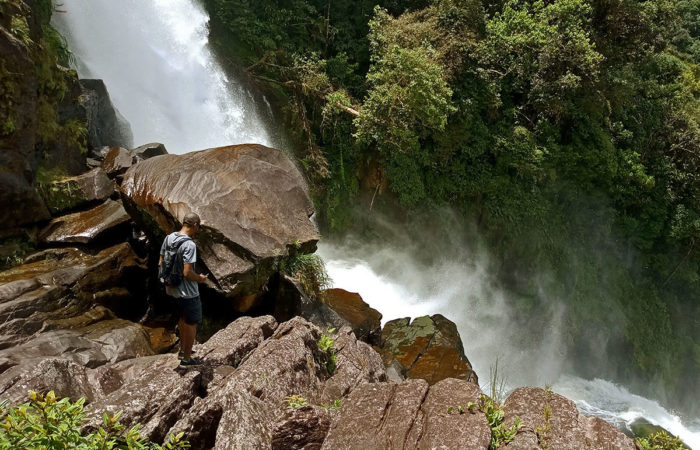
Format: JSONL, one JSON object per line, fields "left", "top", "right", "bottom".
{"left": 317, "top": 330, "right": 337, "bottom": 374}
{"left": 278, "top": 242, "right": 331, "bottom": 301}
{"left": 463, "top": 394, "right": 521, "bottom": 449}
{"left": 321, "top": 399, "right": 343, "bottom": 411}
{"left": 0, "top": 391, "right": 189, "bottom": 449}
{"left": 285, "top": 395, "right": 309, "bottom": 409}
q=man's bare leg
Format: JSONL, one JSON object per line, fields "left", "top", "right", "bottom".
{"left": 179, "top": 317, "right": 197, "bottom": 360}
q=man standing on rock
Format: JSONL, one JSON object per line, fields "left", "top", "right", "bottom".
{"left": 159, "top": 212, "right": 208, "bottom": 366}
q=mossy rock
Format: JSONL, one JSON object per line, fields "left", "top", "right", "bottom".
{"left": 38, "top": 168, "right": 113, "bottom": 215}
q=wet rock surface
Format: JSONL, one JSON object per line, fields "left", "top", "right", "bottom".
{"left": 102, "top": 147, "right": 134, "bottom": 177}
{"left": 322, "top": 288, "right": 382, "bottom": 344}
{"left": 378, "top": 314, "right": 478, "bottom": 385}
{"left": 120, "top": 144, "right": 320, "bottom": 307}
{"left": 38, "top": 168, "right": 114, "bottom": 216}
{"left": 39, "top": 199, "right": 131, "bottom": 245}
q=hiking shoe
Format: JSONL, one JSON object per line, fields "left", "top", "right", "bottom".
{"left": 179, "top": 357, "right": 203, "bottom": 366}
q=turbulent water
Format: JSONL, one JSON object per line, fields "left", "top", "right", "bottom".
{"left": 52, "top": 0, "right": 275, "bottom": 154}
{"left": 53, "top": 0, "right": 699, "bottom": 447}
{"left": 318, "top": 240, "right": 700, "bottom": 449}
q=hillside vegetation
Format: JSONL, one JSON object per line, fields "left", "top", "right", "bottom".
{"left": 202, "top": 0, "right": 700, "bottom": 414}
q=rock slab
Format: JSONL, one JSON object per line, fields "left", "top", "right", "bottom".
{"left": 39, "top": 199, "right": 131, "bottom": 244}
{"left": 120, "top": 144, "right": 320, "bottom": 305}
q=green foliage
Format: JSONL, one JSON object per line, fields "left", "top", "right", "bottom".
{"left": 204, "top": 0, "right": 700, "bottom": 413}
{"left": 465, "top": 395, "right": 521, "bottom": 449}
{"left": 321, "top": 399, "right": 343, "bottom": 411}
{"left": 284, "top": 395, "right": 309, "bottom": 409}
{"left": 0, "top": 391, "right": 189, "bottom": 449}
{"left": 10, "top": 16, "right": 31, "bottom": 44}
{"left": 279, "top": 243, "right": 332, "bottom": 301}
{"left": 637, "top": 431, "right": 688, "bottom": 450}
{"left": 317, "top": 331, "right": 337, "bottom": 374}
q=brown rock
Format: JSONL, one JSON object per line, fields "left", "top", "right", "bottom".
{"left": 120, "top": 144, "right": 319, "bottom": 307}
{"left": 322, "top": 380, "right": 428, "bottom": 449}
{"left": 37, "top": 168, "right": 114, "bottom": 215}
{"left": 406, "top": 378, "right": 491, "bottom": 449}
{"left": 0, "top": 358, "right": 104, "bottom": 406}
{"left": 318, "top": 326, "right": 387, "bottom": 404}
{"left": 39, "top": 199, "right": 130, "bottom": 245}
{"left": 102, "top": 147, "right": 133, "bottom": 177}
{"left": 131, "top": 142, "right": 167, "bottom": 161}
{"left": 84, "top": 354, "right": 201, "bottom": 443}
{"left": 503, "top": 387, "right": 636, "bottom": 450}
{"left": 144, "top": 327, "right": 178, "bottom": 354}
{"left": 195, "top": 315, "right": 277, "bottom": 366}
{"left": 272, "top": 405, "right": 331, "bottom": 450}
{"left": 323, "top": 288, "right": 382, "bottom": 344}
{"left": 379, "top": 314, "right": 478, "bottom": 385}
{"left": 323, "top": 378, "right": 489, "bottom": 450}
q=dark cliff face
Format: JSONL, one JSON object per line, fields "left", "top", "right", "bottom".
{"left": 0, "top": 0, "right": 132, "bottom": 231}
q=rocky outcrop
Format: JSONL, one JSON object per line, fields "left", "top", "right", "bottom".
{"left": 378, "top": 314, "right": 478, "bottom": 385}
{"left": 79, "top": 79, "right": 134, "bottom": 150}
{"left": 39, "top": 199, "right": 131, "bottom": 245}
{"left": 322, "top": 378, "right": 491, "bottom": 449}
{"left": 0, "top": 242, "right": 148, "bottom": 360}
{"left": 0, "top": 0, "right": 132, "bottom": 230}
{"left": 37, "top": 168, "right": 114, "bottom": 215}
{"left": 503, "top": 387, "right": 637, "bottom": 449}
{"left": 0, "top": 311, "right": 638, "bottom": 449}
{"left": 322, "top": 288, "right": 382, "bottom": 344}
{"left": 120, "top": 144, "right": 320, "bottom": 309}
{"left": 131, "top": 142, "right": 167, "bottom": 161}
{"left": 102, "top": 147, "right": 134, "bottom": 178}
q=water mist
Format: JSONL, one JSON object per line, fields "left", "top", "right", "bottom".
{"left": 52, "top": 0, "right": 276, "bottom": 154}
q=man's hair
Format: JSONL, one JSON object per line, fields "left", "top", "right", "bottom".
{"left": 183, "top": 212, "right": 201, "bottom": 227}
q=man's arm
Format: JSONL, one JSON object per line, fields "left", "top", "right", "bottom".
{"left": 183, "top": 263, "right": 207, "bottom": 282}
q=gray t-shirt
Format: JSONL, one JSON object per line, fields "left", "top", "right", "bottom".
{"left": 160, "top": 232, "right": 198, "bottom": 299}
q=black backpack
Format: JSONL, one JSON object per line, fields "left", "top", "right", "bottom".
{"left": 159, "top": 236, "right": 192, "bottom": 287}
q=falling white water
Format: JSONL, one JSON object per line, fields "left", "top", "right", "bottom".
{"left": 52, "top": 0, "right": 274, "bottom": 153}
{"left": 318, "top": 240, "right": 700, "bottom": 449}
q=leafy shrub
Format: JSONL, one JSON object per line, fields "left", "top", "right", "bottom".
{"left": 0, "top": 391, "right": 189, "bottom": 449}
{"left": 637, "top": 431, "right": 688, "bottom": 450}
{"left": 279, "top": 242, "right": 331, "bottom": 301}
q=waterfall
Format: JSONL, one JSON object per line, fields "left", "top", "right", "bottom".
{"left": 52, "top": 0, "right": 275, "bottom": 154}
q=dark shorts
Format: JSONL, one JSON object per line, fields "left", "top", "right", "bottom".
{"left": 177, "top": 295, "right": 202, "bottom": 325}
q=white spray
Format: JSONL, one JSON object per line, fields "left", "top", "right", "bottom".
{"left": 52, "top": 0, "right": 274, "bottom": 153}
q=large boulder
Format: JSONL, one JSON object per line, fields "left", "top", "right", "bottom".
{"left": 378, "top": 314, "right": 478, "bottom": 385}
{"left": 121, "top": 144, "right": 320, "bottom": 308}
{"left": 503, "top": 387, "right": 637, "bottom": 449}
{"left": 39, "top": 199, "right": 131, "bottom": 245}
{"left": 79, "top": 79, "right": 134, "bottom": 150}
